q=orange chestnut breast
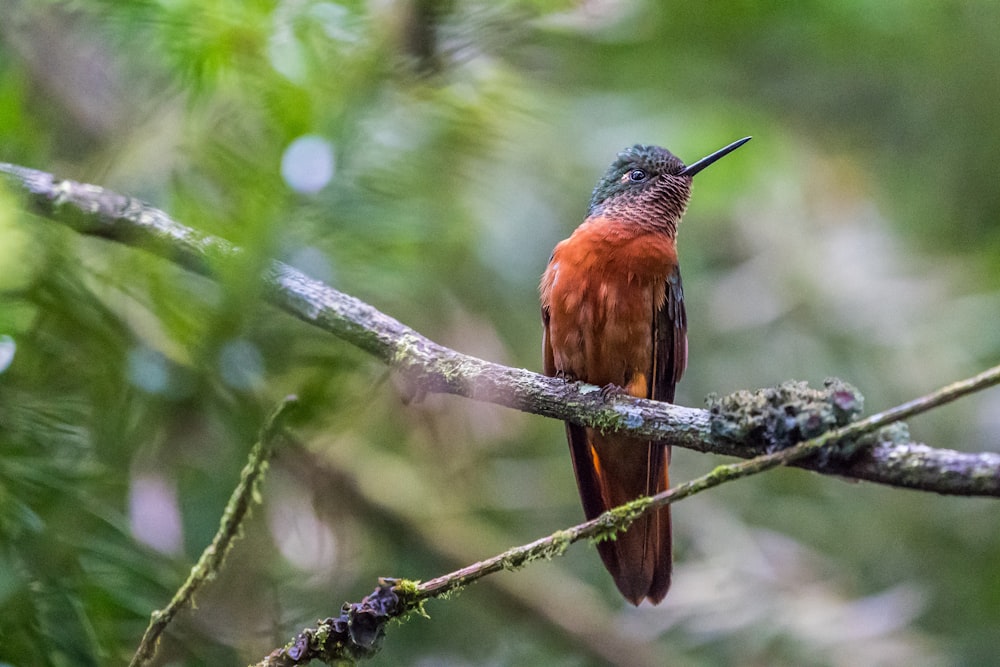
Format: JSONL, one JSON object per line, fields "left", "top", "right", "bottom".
{"left": 541, "top": 216, "right": 678, "bottom": 391}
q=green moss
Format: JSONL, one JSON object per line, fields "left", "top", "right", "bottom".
{"left": 313, "top": 622, "right": 332, "bottom": 647}
{"left": 393, "top": 578, "right": 421, "bottom": 598}
{"left": 432, "top": 585, "right": 465, "bottom": 602}
{"left": 705, "top": 463, "right": 736, "bottom": 482}
{"left": 543, "top": 530, "right": 573, "bottom": 559}
{"left": 499, "top": 553, "right": 520, "bottom": 571}
{"left": 590, "top": 496, "right": 654, "bottom": 544}
{"left": 593, "top": 411, "right": 626, "bottom": 433}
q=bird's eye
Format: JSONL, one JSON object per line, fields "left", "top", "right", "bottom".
{"left": 628, "top": 169, "right": 647, "bottom": 182}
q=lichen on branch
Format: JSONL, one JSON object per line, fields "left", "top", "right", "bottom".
{"left": 707, "top": 378, "right": 865, "bottom": 451}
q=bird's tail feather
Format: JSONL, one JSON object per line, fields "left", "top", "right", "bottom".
{"left": 567, "top": 424, "right": 672, "bottom": 605}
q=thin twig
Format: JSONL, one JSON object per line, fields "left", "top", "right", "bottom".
{"left": 275, "top": 441, "right": 668, "bottom": 667}
{"left": 129, "top": 397, "right": 298, "bottom": 667}
{"left": 3, "top": 162, "right": 1000, "bottom": 496}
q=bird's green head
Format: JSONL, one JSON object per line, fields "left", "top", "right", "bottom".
{"left": 587, "top": 144, "right": 689, "bottom": 219}
{"left": 587, "top": 137, "right": 751, "bottom": 231}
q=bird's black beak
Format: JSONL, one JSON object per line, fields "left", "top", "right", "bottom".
{"left": 678, "top": 136, "right": 752, "bottom": 177}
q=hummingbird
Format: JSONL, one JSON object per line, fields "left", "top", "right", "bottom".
{"left": 540, "top": 136, "right": 750, "bottom": 604}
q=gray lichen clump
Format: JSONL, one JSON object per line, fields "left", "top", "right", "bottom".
{"left": 706, "top": 379, "right": 865, "bottom": 452}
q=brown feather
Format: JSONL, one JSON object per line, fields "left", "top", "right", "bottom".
{"left": 540, "top": 215, "right": 686, "bottom": 605}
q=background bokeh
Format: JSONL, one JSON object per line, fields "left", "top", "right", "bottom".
{"left": 2, "top": 1, "right": 999, "bottom": 665}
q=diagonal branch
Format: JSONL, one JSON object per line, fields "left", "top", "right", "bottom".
{"left": 255, "top": 361, "right": 1000, "bottom": 665}
{"left": 276, "top": 442, "right": 670, "bottom": 667}
{"left": 3, "top": 162, "right": 1000, "bottom": 496}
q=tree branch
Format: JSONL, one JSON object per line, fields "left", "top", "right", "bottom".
{"left": 129, "top": 397, "right": 298, "bottom": 667}
{"left": 255, "top": 361, "right": 1000, "bottom": 664}
{"left": 3, "top": 162, "right": 1000, "bottom": 496}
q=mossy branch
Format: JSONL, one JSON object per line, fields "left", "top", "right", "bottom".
{"left": 3, "top": 162, "right": 1000, "bottom": 498}
{"left": 129, "top": 397, "right": 298, "bottom": 667}
{"left": 255, "top": 363, "right": 1000, "bottom": 665}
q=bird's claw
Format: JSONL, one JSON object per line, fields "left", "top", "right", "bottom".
{"left": 600, "top": 383, "right": 627, "bottom": 401}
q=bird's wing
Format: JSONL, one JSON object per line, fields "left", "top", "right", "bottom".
{"left": 652, "top": 264, "right": 688, "bottom": 403}
{"left": 542, "top": 304, "right": 555, "bottom": 377}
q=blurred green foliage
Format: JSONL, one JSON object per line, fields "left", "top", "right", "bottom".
{"left": 2, "top": 0, "right": 1000, "bottom": 665}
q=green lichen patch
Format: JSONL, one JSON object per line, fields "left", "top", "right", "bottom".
{"left": 706, "top": 378, "right": 864, "bottom": 452}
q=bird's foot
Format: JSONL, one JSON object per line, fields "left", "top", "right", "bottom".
{"left": 556, "top": 369, "right": 579, "bottom": 382}
{"left": 600, "top": 383, "right": 627, "bottom": 401}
